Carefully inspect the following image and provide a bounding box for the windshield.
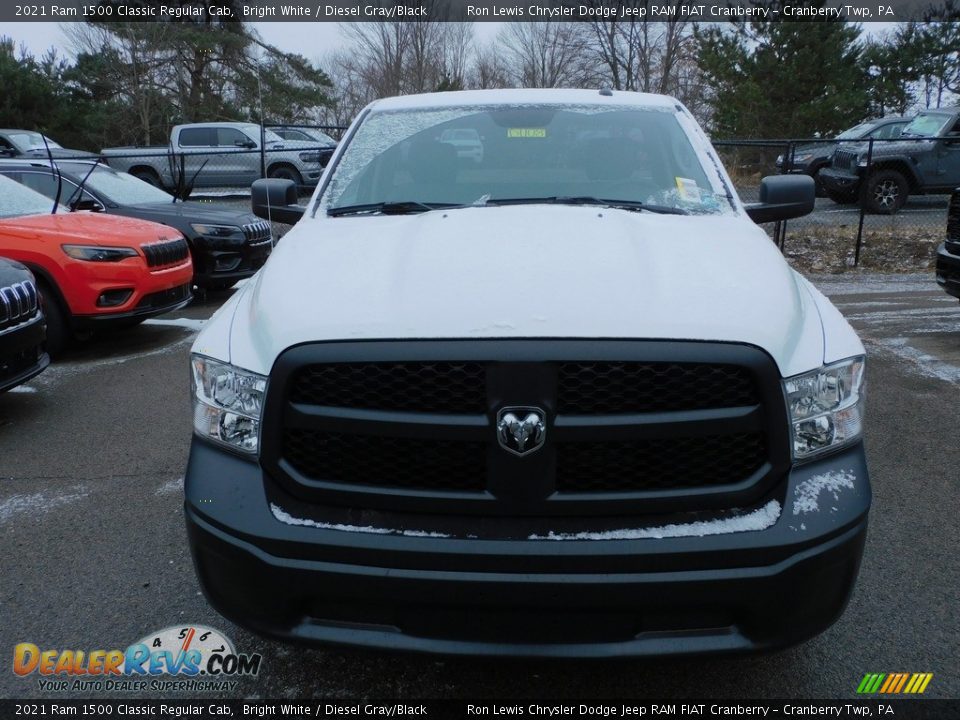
[902,113,952,137]
[72,165,174,204]
[243,125,284,144]
[321,104,733,216]
[0,174,60,218]
[8,132,63,151]
[837,122,874,140]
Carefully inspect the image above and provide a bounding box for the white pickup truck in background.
[101,122,333,191]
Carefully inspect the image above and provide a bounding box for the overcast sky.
[5,21,503,66]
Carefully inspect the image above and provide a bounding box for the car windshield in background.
[0,174,60,218]
[73,165,174,204]
[245,125,285,144]
[901,113,952,137]
[836,122,874,139]
[322,104,733,216]
[8,132,62,151]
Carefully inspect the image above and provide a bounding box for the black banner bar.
[1,699,958,719]
[0,0,946,23]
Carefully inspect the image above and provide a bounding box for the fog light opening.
[97,289,134,307]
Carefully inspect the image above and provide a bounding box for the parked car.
[775,116,910,196]
[440,127,484,163]
[0,160,273,291]
[269,126,338,146]
[820,107,960,213]
[0,175,194,355]
[100,123,329,190]
[0,129,98,161]
[0,257,48,392]
[185,89,870,658]
[935,187,960,301]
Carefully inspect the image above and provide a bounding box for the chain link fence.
[714,137,955,272]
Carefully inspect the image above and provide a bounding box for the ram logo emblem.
[496,407,546,456]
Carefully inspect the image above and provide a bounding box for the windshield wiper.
[327,200,463,217]
[484,196,689,215]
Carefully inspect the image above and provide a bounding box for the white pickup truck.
[101,122,332,190]
[185,89,870,658]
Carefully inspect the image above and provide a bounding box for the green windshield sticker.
[507,128,547,138]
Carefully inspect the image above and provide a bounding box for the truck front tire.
[268,165,304,187]
[862,169,908,214]
[131,167,163,188]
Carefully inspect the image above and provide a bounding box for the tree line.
[2,0,958,152]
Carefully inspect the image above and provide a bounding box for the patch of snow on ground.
[270,504,450,538]
[875,338,960,384]
[792,470,856,516]
[0,486,89,524]
[143,317,206,332]
[155,477,185,495]
[529,500,781,541]
[7,386,36,393]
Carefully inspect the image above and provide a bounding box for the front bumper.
[185,440,870,658]
[819,167,862,193]
[0,314,49,392]
[191,240,272,288]
[935,241,960,300]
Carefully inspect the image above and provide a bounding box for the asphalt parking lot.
[1,273,958,701]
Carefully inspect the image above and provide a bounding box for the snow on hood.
[222,204,826,377]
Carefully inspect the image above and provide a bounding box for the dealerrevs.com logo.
[13,625,262,692]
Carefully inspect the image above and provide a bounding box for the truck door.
[213,127,261,188]
[938,117,960,188]
[176,127,218,188]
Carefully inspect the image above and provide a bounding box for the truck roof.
[367,88,681,112]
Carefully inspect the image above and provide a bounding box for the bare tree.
[497,22,599,88]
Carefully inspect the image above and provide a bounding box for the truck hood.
[220,205,829,377]
[117,201,260,227]
[0,212,180,246]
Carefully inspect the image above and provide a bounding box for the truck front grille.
[833,149,858,172]
[263,341,790,516]
[284,430,487,492]
[291,362,487,413]
[243,221,272,246]
[0,281,40,332]
[555,433,766,492]
[142,238,190,268]
[948,190,959,241]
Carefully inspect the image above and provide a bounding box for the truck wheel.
[268,165,303,186]
[131,168,162,187]
[862,169,908,214]
[37,282,69,358]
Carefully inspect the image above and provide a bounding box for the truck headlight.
[190,223,245,240]
[191,355,266,455]
[299,151,323,163]
[783,356,865,460]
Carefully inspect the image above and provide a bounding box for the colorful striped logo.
[857,673,933,694]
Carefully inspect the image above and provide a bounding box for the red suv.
[0,175,194,354]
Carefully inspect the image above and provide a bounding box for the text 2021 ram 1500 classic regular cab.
[185,89,870,658]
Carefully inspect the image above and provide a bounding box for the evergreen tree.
[695,5,870,138]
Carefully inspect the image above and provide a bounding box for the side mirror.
[235,139,257,149]
[0,148,16,157]
[744,175,815,224]
[71,199,104,212]
[251,178,306,224]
